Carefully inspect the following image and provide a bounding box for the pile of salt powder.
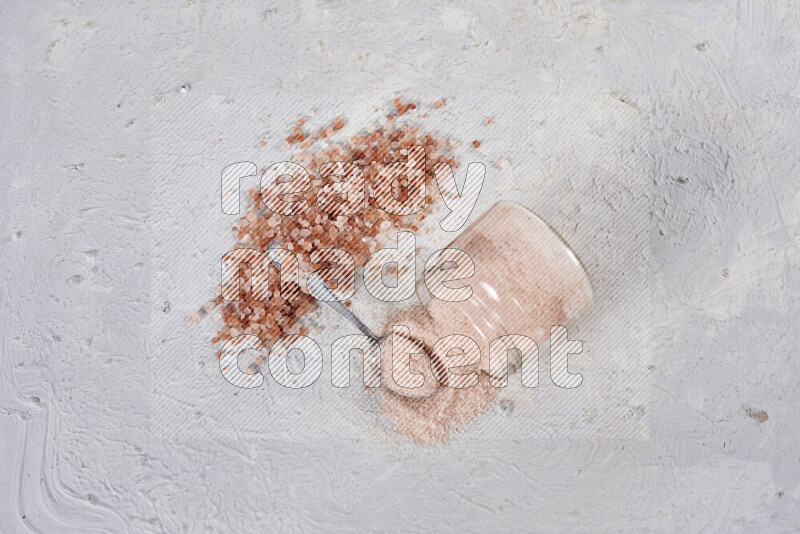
[375,306,499,446]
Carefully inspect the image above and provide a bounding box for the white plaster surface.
[1,0,800,532]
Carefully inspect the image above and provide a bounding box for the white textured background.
[2,1,799,532]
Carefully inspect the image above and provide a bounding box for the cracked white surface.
[1,1,799,532]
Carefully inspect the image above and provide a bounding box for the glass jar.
[414,201,593,378]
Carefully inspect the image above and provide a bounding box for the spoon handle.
[307,273,381,343]
[267,241,380,343]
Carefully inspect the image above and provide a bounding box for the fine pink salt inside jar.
[404,201,594,381]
